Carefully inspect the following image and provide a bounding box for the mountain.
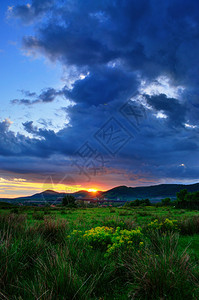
[2,183,199,204]
[73,190,102,198]
[102,183,199,200]
[2,189,102,204]
[10,190,63,201]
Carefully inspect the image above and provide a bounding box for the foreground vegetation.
[0,205,199,299]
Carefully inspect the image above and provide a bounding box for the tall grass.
[121,232,199,299]
[0,210,199,299]
[0,213,120,299]
[178,215,199,235]
[36,216,69,244]
[102,215,137,230]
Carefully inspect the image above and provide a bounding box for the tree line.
[62,189,199,209]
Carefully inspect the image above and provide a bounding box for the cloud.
[11,99,35,105]
[0,119,71,158]
[19,90,37,97]
[10,0,54,24]
[11,88,59,105]
[144,93,187,127]
[3,0,199,187]
[65,67,138,106]
[16,1,198,86]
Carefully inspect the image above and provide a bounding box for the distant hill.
[73,190,102,199]
[1,189,102,204]
[102,183,199,201]
[1,183,199,204]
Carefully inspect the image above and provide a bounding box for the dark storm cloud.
[0,119,41,157]
[13,0,199,104]
[4,0,199,184]
[65,67,138,106]
[0,119,75,159]
[20,0,199,86]
[22,0,149,68]
[144,93,187,127]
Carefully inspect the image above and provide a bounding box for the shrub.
[124,199,152,207]
[178,215,199,235]
[83,226,114,250]
[145,218,179,233]
[106,227,144,257]
[161,197,171,206]
[70,226,145,257]
[62,195,76,207]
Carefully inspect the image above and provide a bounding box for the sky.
[0,0,199,198]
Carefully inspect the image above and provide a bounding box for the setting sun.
[87,188,98,193]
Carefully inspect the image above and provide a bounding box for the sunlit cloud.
[154,111,168,119]
[179,163,186,168]
[140,76,185,99]
[184,123,197,129]
[0,177,82,198]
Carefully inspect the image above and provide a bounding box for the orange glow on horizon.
[87,188,98,193]
[0,177,105,198]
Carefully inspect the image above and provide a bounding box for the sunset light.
[0,177,82,198]
[0,1,198,297]
[87,188,98,193]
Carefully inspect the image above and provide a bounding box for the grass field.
[0,205,199,299]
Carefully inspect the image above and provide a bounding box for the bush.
[106,227,144,257]
[161,197,171,206]
[84,226,114,250]
[176,189,199,209]
[178,215,199,235]
[69,226,145,257]
[124,199,152,207]
[62,195,76,207]
[145,218,179,233]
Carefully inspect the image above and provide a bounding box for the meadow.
[0,205,199,299]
